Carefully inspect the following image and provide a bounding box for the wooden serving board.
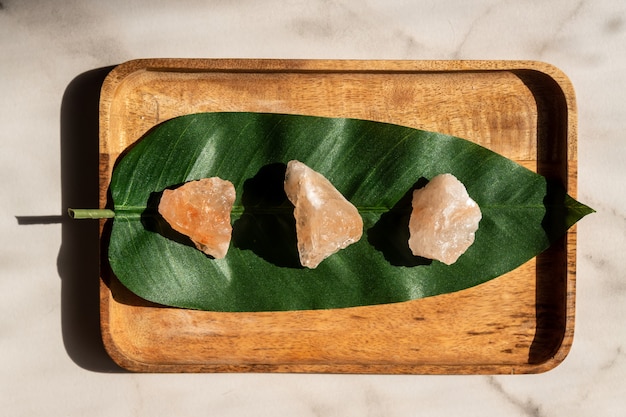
[99,59,577,374]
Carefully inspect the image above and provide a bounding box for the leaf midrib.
[111,203,554,219]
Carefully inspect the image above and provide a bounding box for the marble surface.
[1,0,624,415]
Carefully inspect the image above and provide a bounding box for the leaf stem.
[68,208,115,219]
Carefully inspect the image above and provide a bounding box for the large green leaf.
[107,112,592,312]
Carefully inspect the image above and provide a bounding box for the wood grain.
[98,59,577,374]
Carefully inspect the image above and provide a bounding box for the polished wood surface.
[99,59,577,374]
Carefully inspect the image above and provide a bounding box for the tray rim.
[98,58,578,374]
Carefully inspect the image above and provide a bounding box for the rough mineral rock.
[408,174,482,265]
[158,177,236,259]
[284,160,363,269]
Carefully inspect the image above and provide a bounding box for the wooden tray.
[99,59,577,374]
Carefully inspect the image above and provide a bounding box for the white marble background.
[1,0,624,415]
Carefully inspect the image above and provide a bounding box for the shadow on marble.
[57,65,125,373]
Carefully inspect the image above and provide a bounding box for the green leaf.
[107,112,593,312]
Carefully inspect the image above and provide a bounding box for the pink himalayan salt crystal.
[408,174,482,265]
[284,160,363,269]
[158,177,236,259]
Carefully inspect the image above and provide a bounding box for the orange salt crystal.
[408,174,482,265]
[158,178,236,259]
[284,160,363,269]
